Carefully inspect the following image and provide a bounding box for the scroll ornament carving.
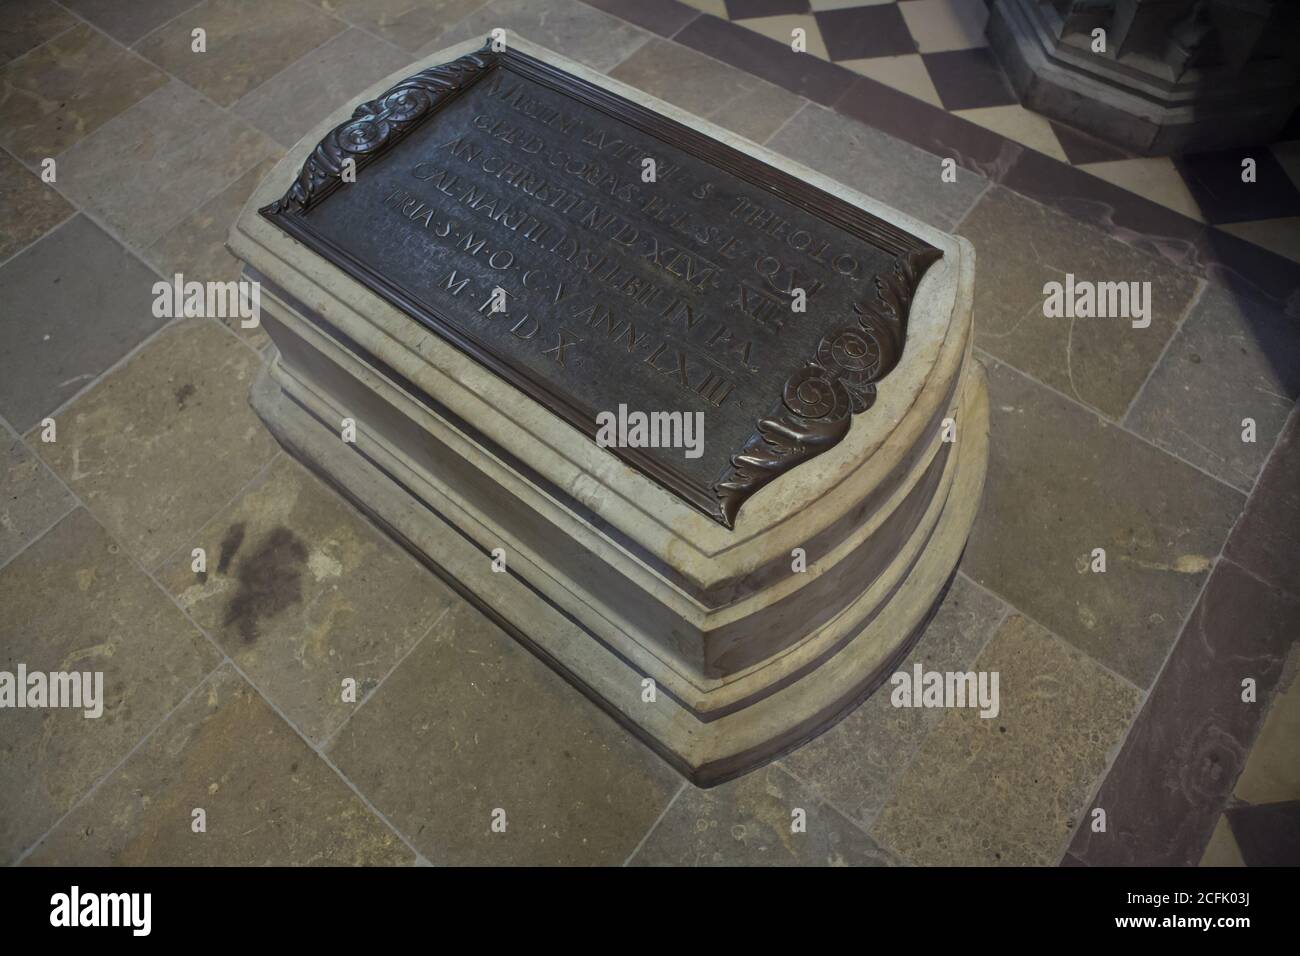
[713,246,943,527]
[264,48,498,215]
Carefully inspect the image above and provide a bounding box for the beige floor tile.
[25,664,412,865]
[135,0,344,106]
[1233,661,1300,805]
[631,765,897,866]
[609,36,805,143]
[232,28,412,149]
[965,358,1243,688]
[955,103,1068,162]
[157,455,458,744]
[1199,814,1245,866]
[839,53,943,107]
[1220,217,1300,265]
[898,0,988,53]
[958,186,1200,419]
[0,428,75,567]
[0,509,221,863]
[872,614,1142,865]
[1079,157,1205,222]
[309,0,488,53]
[0,23,167,162]
[56,80,279,248]
[0,149,72,261]
[0,0,76,66]
[33,320,279,570]
[327,600,681,865]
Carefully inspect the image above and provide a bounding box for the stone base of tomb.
[231,36,988,786]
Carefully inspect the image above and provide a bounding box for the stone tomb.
[229,37,987,786]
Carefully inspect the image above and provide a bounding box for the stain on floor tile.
[33,319,279,570]
[158,455,457,744]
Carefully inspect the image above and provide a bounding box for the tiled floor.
[677,0,1300,268]
[0,0,1296,866]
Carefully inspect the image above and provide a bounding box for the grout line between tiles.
[1049,403,1297,865]
[11,659,226,866]
[622,779,685,866]
[1119,276,1207,427]
[974,347,1250,500]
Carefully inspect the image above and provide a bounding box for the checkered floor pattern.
[682,0,1300,265]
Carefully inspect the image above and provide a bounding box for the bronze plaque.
[261,43,940,527]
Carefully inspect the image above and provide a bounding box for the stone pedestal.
[229,37,987,786]
[989,0,1300,155]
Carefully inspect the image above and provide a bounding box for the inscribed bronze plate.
[261,42,941,528]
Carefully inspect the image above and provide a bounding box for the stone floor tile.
[232,29,411,150]
[0,148,72,263]
[631,764,897,866]
[673,10,854,104]
[311,0,489,53]
[1067,560,1298,866]
[1125,285,1300,491]
[24,664,412,865]
[0,427,74,567]
[57,80,279,249]
[871,613,1141,866]
[0,0,76,66]
[0,509,221,864]
[326,600,680,865]
[582,0,700,37]
[0,23,167,163]
[1232,653,1300,805]
[157,455,458,744]
[143,155,280,350]
[958,186,1199,419]
[608,36,804,143]
[416,0,652,72]
[1224,407,1300,598]
[60,0,200,45]
[32,319,279,570]
[964,358,1243,688]
[768,102,985,229]
[0,216,167,432]
[1198,814,1244,866]
[779,573,1006,827]
[136,0,344,107]
[1224,801,1300,866]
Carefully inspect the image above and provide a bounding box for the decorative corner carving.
[261,46,498,216]
[713,246,943,528]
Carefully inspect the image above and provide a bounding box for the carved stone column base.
[989,0,1300,155]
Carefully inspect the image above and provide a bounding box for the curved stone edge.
[229,34,969,572]
[248,350,989,786]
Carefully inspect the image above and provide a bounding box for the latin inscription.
[290,59,899,508]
